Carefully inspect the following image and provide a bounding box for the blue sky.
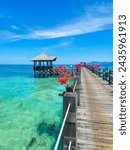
[0,0,113,64]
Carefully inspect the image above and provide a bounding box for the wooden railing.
[54,103,71,150]
[86,67,113,85]
[54,69,81,150]
[33,66,53,70]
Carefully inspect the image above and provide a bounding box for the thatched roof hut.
[31,53,57,78]
[31,53,57,61]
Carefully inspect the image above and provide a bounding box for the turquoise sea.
[0,65,65,150]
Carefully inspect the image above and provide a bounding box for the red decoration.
[53,70,58,75]
[75,64,82,69]
[57,66,71,85]
[58,74,70,85]
[86,64,92,67]
[94,64,101,69]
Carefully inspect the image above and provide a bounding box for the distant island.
[87,61,113,67]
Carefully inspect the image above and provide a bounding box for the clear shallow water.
[0,65,65,150]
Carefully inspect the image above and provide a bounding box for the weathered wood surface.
[77,67,113,150]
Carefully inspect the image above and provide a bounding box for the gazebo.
[31,53,57,78]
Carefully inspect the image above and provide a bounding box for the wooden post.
[75,86,80,106]
[79,68,81,83]
[103,69,105,80]
[76,68,81,83]
[74,76,80,85]
[109,71,113,85]
[47,61,48,68]
[98,68,101,77]
[50,61,52,67]
[34,61,36,67]
[39,61,42,69]
[74,77,80,106]
[33,61,36,78]
[63,92,77,150]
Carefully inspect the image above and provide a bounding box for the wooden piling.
[63,92,77,150]
[74,77,80,106]
[98,68,101,77]
[109,70,113,85]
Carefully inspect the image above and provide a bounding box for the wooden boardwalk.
[77,67,113,150]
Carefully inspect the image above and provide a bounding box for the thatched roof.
[31,53,57,61]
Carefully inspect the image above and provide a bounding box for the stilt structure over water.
[31,53,57,78]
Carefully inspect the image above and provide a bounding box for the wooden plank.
[77,67,113,150]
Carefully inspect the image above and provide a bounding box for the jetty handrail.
[73,80,77,92]
[54,103,71,150]
[86,66,113,85]
[68,141,72,150]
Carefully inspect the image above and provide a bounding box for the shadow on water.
[26,137,37,150]
[36,120,63,150]
[37,121,56,136]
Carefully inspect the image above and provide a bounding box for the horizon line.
[0,61,113,65]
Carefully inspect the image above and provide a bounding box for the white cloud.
[10,25,20,30]
[23,4,112,40]
[25,17,112,40]
[0,3,112,42]
[85,2,112,14]
[0,31,22,42]
[41,40,73,52]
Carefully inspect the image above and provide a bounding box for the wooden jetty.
[77,67,113,150]
[54,66,113,150]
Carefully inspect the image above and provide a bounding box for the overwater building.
[31,53,57,78]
